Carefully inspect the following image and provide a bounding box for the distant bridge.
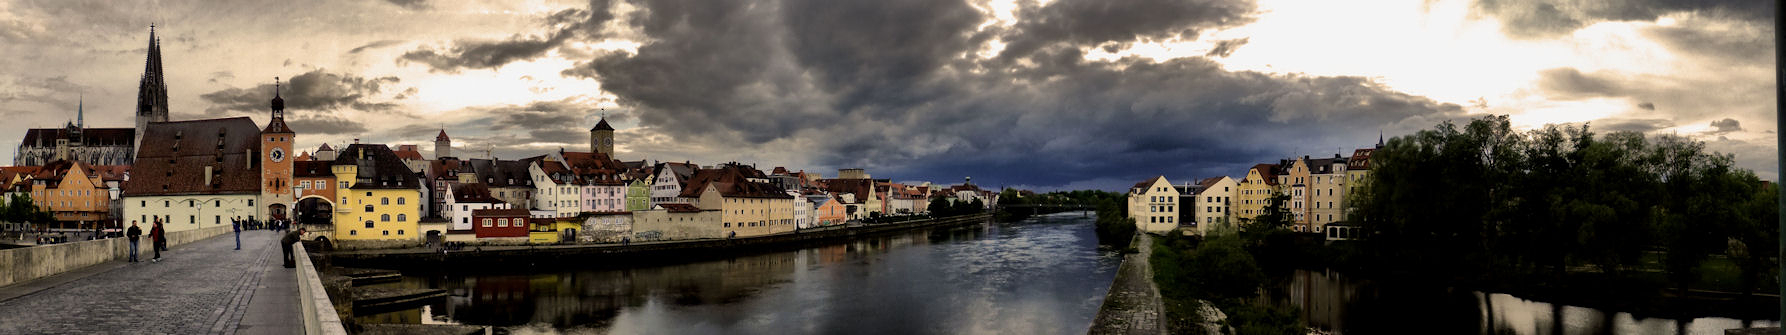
[995,203,1095,217]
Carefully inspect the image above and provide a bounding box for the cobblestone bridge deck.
[0,230,303,334]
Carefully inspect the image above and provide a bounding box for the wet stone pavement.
[0,230,302,334]
[1089,233,1165,335]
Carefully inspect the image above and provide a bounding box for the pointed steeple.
[136,25,169,122]
[1377,130,1384,148]
[76,95,83,128]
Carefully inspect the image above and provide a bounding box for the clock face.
[270,147,286,162]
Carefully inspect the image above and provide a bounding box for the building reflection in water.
[364,213,1119,335]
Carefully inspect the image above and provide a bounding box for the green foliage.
[1227,304,1304,335]
[1351,115,1774,296]
[3,194,47,225]
[1093,198,1137,249]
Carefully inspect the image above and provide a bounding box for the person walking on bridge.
[125,221,141,263]
[149,220,165,262]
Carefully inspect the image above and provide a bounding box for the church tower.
[133,25,170,157]
[261,78,296,221]
[434,129,452,159]
[590,116,614,156]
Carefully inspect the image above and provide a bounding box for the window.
[302,181,311,189]
[381,214,391,222]
[350,230,357,236]
[397,214,407,222]
[164,201,170,207]
[497,219,508,227]
[365,221,374,228]
[318,182,325,190]
[365,205,374,212]
[381,197,390,205]
[215,200,221,207]
[340,181,348,189]
[248,199,254,206]
[462,205,468,211]
[462,217,468,223]
[383,230,389,236]
[482,219,493,227]
[397,197,405,205]
[141,200,146,207]
[189,215,195,223]
[398,230,404,235]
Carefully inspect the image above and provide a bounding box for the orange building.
[26,160,126,228]
[814,194,847,226]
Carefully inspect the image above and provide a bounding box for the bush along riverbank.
[1150,193,1308,335]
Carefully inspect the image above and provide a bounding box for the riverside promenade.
[0,230,303,334]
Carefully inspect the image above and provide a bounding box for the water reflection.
[366,212,1120,334]
[1264,269,1780,335]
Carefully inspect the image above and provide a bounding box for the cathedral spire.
[77,95,83,128]
[136,24,169,122]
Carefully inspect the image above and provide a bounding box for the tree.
[1731,183,1780,297]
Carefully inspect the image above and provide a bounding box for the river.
[1264,268,1781,335]
[357,211,1122,334]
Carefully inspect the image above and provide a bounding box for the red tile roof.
[656,203,703,213]
[123,117,264,196]
[679,164,794,199]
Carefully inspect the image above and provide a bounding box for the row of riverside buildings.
[2,28,998,248]
[1126,139,1382,241]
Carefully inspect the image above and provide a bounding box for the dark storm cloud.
[1535,67,1625,99]
[1709,118,1742,134]
[997,0,1259,61]
[467,0,1462,188]
[384,0,428,10]
[1206,37,1248,57]
[1589,118,1674,133]
[1641,20,1773,66]
[199,69,406,115]
[349,40,406,54]
[399,1,614,72]
[1471,0,1774,38]
[286,113,370,135]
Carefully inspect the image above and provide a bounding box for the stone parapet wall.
[0,225,229,287]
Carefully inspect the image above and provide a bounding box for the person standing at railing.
[281,228,306,268]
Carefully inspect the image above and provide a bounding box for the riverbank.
[1088,233,1165,335]
[326,213,993,270]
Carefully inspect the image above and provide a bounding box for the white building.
[1126,176,1179,233]
[790,190,812,229]
[444,184,509,231]
[1188,176,1238,235]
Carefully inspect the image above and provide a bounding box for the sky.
[0,0,1775,191]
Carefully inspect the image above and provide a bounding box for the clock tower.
[261,78,296,221]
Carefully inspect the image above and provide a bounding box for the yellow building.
[1304,155,1349,232]
[681,164,796,238]
[1236,163,1283,223]
[1343,148,1377,219]
[330,144,424,245]
[1125,176,1179,233]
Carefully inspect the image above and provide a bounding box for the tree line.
[1350,115,1779,298]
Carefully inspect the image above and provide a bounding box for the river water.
[1265,269,1781,335]
[359,212,1122,334]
